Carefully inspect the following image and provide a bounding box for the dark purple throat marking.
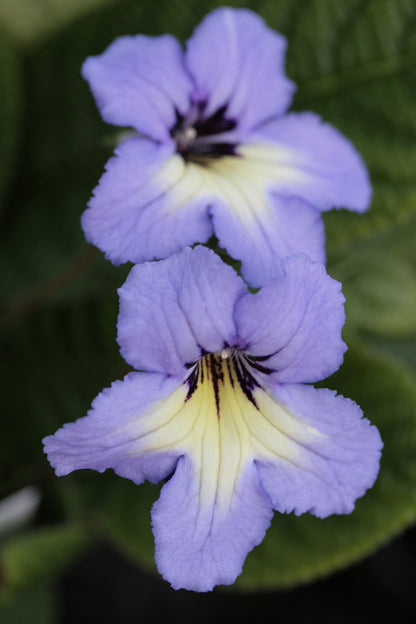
[184,348,274,418]
[172,103,238,163]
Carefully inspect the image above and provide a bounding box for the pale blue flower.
[43,246,382,591]
[81,7,371,286]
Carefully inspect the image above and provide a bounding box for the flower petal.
[82,34,193,142]
[153,455,272,592]
[210,190,325,288]
[235,254,346,383]
[117,246,246,376]
[43,372,184,484]
[185,7,295,131]
[160,143,326,288]
[151,352,276,591]
[81,138,213,266]
[253,384,382,518]
[254,112,372,212]
[45,351,277,592]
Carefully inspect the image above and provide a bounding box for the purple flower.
[81,7,371,287]
[43,246,382,592]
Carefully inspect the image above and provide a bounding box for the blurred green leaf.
[0,525,89,605]
[58,474,158,574]
[0,29,21,217]
[0,298,126,491]
[0,585,53,624]
[369,211,416,267]
[327,212,416,336]
[0,0,117,46]
[332,251,416,335]
[359,331,416,379]
[0,181,129,317]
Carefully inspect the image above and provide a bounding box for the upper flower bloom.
[81,7,371,287]
[43,246,382,592]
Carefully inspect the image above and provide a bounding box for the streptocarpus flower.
[43,246,382,592]
[81,7,371,287]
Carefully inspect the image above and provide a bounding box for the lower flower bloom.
[43,247,382,592]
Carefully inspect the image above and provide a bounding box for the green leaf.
[0,525,90,605]
[0,185,129,325]
[0,298,125,490]
[357,331,416,380]
[284,0,416,250]
[0,585,53,624]
[326,211,416,336]
[58,474,158,574]
[331,250,416,335]
[0,29,21,218]
[0,0,117,46]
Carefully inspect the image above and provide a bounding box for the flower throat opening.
[185,348,274,418]
[172,104,238,164]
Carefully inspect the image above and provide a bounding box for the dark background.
[58,526,416,624]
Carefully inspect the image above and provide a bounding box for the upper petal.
[82,34,193,142]
[235,254,346,384]
[254,112,372,213]
[185,7,295,131]
[254,384,382,518]
[117,246,247,376]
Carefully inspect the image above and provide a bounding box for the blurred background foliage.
[1,0,416,620]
